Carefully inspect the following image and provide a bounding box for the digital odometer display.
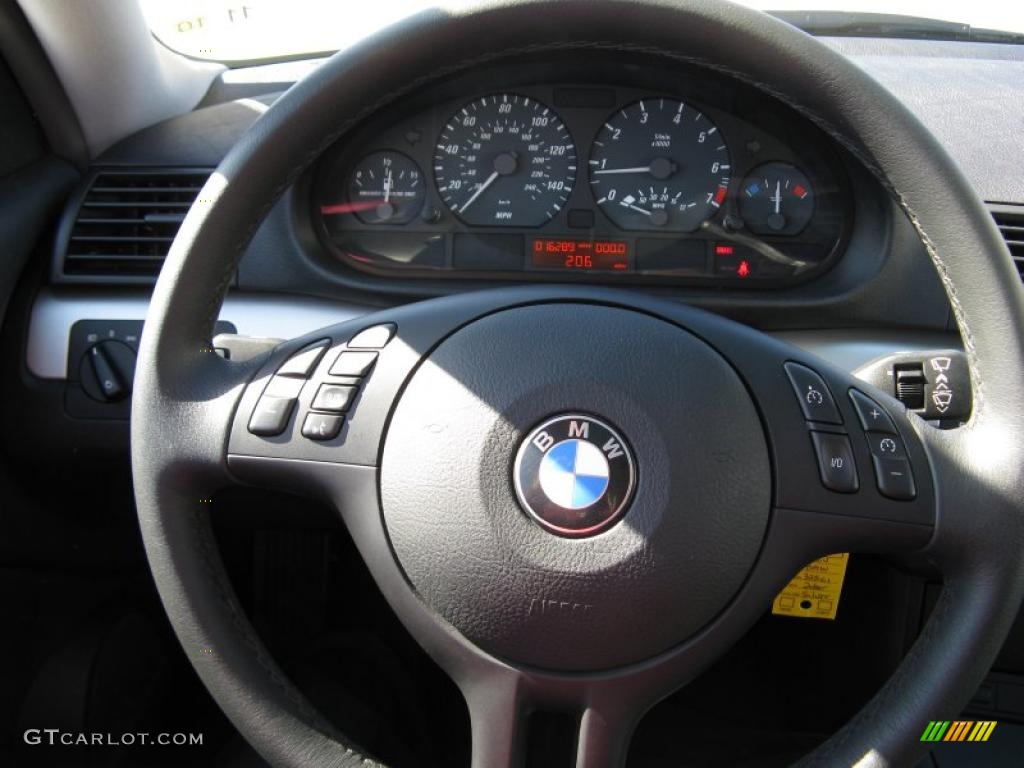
[531,239,629,271]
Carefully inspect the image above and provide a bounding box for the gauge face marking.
[335,150,425,224]
[589,98,730,232]
[738,162,815,235]
[433,93,577,226]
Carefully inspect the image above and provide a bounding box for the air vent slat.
[89,186,206,194]
[70,235,175,243]
[74,218,157,225]
[58,169,211,281]
[65,253,167,262]
[80,201,194,209]
[988,203,1024,282]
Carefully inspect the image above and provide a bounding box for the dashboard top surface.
[94,37,1024,207]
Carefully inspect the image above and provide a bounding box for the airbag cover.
[381,303,770,671]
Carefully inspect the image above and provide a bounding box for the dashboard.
[311,57,851,287]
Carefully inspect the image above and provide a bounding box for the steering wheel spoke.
[573,694,649,768]
[461,668,530,768]
[450,656,654,768]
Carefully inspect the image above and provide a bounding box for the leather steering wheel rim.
[132,1,1024,766]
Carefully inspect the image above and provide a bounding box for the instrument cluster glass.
[314,64,848,287]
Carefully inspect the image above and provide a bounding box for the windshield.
[140,0,1024,64]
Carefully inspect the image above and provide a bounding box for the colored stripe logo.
[921,721,997,742]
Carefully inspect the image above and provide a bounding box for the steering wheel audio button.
[301,412,344,441]
[330,351,378,377]
[276,339,330,378]
[312,384,356,412]
[263,375,305,399]
[248,396,297,436]
[873,456,916,501]
[810,431,859,493]
[785,362,842,424]
[849,389,897,433]
[866,432,906,459]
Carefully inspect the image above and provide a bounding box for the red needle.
[320,201,381,215]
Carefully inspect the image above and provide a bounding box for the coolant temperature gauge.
[738,162,814,235]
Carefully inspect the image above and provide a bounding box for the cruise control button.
[277,339,330,378]
[865,431,906,459]
[311,384,356,412]
[810,431,858,493]
[872,456,916,500]
[302,412,343,441]
[330,351,378,377]
[849,389,897,433]
[248,396,296,436]
[784,362,842,424]
[348,324,396,349]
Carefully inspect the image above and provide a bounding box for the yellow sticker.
[771,553,849,620]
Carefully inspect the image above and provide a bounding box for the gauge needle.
[383,169,392,203]
[320,201,380,215]
[459,171,499,214]
[619,200,653,216]
[773,180,781,215]
[594,166,654,175]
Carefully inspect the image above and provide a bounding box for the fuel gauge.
[738,162,814,236]
[321,150,425,225]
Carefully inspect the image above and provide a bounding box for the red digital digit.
[532,239,628,271]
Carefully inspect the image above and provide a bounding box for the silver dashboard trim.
[27,288,962,381]
[27,288,373,380]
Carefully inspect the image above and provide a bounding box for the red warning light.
[737,260,751,278]
[714,244,735,256]
[793,184,808,199]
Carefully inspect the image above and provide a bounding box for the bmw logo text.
[514,414,635,537]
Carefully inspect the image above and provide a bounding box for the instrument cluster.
[311,62,850,287]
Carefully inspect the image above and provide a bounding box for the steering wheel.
[131,1,1024,766]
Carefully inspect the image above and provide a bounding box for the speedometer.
[589,98,730,231]
[433,93,576,227]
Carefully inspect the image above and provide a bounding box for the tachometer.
[589,98,730,231]
[433,93,576,226]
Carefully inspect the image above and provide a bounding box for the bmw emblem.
[514,414,636,537]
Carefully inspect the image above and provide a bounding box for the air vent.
[56,169,212,283]
[989,203,1024,282]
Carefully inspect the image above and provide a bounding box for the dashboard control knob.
[79,340,136,402]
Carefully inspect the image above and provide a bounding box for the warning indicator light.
[737,260,751,278]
